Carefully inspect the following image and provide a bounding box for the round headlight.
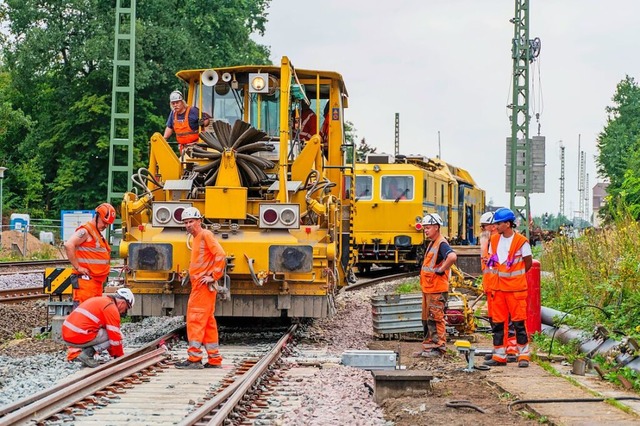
[156,206,171,224]
[251,76,266,91]
[262,208,278,225]
[280,208,297,226]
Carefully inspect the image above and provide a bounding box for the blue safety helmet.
[493,207,516,223]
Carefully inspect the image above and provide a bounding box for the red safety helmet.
[95,203,116,225]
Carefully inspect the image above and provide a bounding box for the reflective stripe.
[77,247,109,253]
[76,307,100,324]
[483,269,498,276]
[109,340,121,346]
[189,340,203,349]
[76,258,110,264]
[106,324,121,334]
[498,269,526,277]
[62,321,90,335]
[204,343,219,350]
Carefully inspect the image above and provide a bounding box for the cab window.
[381,176,414,201]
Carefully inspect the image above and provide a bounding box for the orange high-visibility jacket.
[189,230,226,283]
[489,232,529,292]
[76,221,111,280]
[420,235,450,294]
[61,296,124,357]
[481,233,498,292]
[174,106,199,145]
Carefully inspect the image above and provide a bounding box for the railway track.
[0,325,297,425]
[346,269,418,292]
[0,259,70,276]
[0,286,47,303]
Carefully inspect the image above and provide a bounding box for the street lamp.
[0,167,6,247]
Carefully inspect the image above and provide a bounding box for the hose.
[509,396,640,412]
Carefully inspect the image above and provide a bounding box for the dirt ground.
[0,229,66,258]
[369,338,541,425]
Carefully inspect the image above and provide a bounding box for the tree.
[596,75,640,219]
[0,0,271,216]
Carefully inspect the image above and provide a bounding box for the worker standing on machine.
[483,208,533,368]
[416,213,457,357]
[175,207,226,369]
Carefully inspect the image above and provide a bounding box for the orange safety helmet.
[95,203,116,225]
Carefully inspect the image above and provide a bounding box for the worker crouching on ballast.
[483,208,533,368]
[62,288,135,368]
[415,213,457,358]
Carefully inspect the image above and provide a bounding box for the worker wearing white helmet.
[416,212,457,358]
[163,90,211,153]
[175,207,227,369]
[61,288,134,368]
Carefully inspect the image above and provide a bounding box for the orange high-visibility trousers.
[421,292,447,352]
[186,285,221,365]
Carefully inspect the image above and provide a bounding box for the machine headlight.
[251,76,265,91]
[156,206,171,224]
[280,208,297,226]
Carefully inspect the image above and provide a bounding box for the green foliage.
[540,214,640,336]
[592,354,640,391]
[530,332,582,362]
[0,0,271,217]
[596,75,640,220]
[395,280,420,294]
[12,331,27,340]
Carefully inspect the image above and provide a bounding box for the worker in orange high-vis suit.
[483,208,533,368]
[175,207,227,369]
[63,203,115,361]
[416,213,457,358]
[64,203,115,306]
[62,288,134,368]
[163,90,210,153]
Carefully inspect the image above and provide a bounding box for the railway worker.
[483,208,533,368]
[296,101,317,142]
[64,203,115,309]
[417,213,457,357]
[163,90,210,153]
[63,203,116,362]
[480,211,497,360]
[175,207,226,369]
[62,288,135,368]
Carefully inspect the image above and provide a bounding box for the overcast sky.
[255,0,639,218]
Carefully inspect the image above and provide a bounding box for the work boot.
[483,358,507,367]
[204,362,222,369]
[506,354,518,363]
[76,348,98,368]
[484,353,493,361]
[422,349,444,358]
[175,359,204,369]
[518,360,529,368]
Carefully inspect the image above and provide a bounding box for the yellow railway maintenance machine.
[119,57,355,318]
[349,154,485,273]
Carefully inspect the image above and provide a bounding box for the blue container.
[9,213,30,231]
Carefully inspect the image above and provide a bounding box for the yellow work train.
[119,57,355,318]
[349,154,485,273]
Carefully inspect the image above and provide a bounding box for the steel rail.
[344,271,418,291]
[178,324,297,426]
[0,348,167,425]
[0,328,182,419]
[0,259,69,269]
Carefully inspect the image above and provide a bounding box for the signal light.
[262,208,278,225]
[415,223,423,231]
[174,207,185,222]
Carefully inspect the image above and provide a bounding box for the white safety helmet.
[115,288,135,309]
[182,207,203,221]
[169,90,184,102]
[422,213,444,226]
[480,211,494,225]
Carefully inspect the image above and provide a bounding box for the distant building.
[592,182,609,227]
